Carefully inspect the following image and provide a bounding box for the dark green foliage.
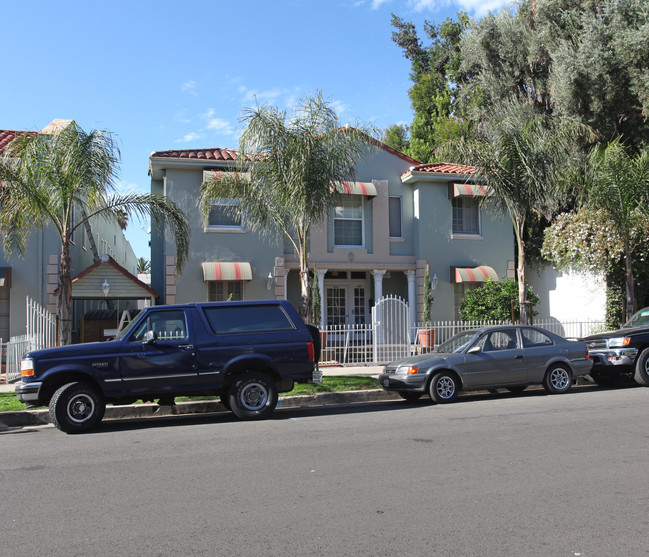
[422,266,434,323]
[382,124,409,154]
[311,274,321,326]
[391,12,470,162]
[605,280,625,329]
[459,279,539,322]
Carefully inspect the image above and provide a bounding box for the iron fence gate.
[372,295,411,363]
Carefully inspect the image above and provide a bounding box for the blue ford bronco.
[16,300,320,433]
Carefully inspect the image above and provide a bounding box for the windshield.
[114,314,141,340]
[622,307,649,328]
[436,330,479,353]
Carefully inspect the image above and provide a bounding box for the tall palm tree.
[441,101,588,324]
[0,122,190,345]
[199,91,376,320]
[587,138,649,321]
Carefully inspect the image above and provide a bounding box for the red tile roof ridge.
[409,161,478,174]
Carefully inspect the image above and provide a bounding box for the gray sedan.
[379,325,592,403]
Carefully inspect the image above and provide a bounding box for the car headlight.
[398,365,419,374]
[609,337,631,348]
[21,358,35,377]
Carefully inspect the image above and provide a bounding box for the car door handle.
[515,355,524,359]
[178,344,195,350]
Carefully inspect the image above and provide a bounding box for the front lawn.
[0,375,380,413]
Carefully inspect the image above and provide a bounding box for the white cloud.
[174,109,192,124]
[181,80,199,96]
[370,0,391,8]
[175,132,203,143]
[407,0,512,16]
[115,180,147,196]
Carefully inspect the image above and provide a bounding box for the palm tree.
[440,101,588,324]
[587,139,649,321]
[0,122,190,345]
[137,257,151,274]
[199,91,376,320]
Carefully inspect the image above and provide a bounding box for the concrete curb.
[0,389,401,428]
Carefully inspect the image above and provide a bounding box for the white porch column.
[317,268,327,329]
[371,269,387,302]
[404,270,416,329]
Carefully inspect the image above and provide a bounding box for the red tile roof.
[150,147,239,161]
[0,130,21,155]
[151,137,421,166]
[409,162,477,175]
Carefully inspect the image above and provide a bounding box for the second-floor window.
[452,196,480,235]
[389,196,402,238]
[334,196,364,247]
[207,199,242,230]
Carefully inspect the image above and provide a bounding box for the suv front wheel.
[227,372,278,420]
[50,381,106,433]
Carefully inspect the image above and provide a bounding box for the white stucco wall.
[528,265,606,322]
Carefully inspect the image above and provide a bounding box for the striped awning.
[452,183,489,197]
[453,265,499,283]
[202,262,252,281]
[333,181,377,197]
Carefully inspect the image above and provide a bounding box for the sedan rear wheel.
[428,372,458,404]
[543,364,572,394]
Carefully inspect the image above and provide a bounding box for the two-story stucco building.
[0,120,146,342]
[148,140,515,328]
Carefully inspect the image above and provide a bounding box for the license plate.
[383,378,390,388]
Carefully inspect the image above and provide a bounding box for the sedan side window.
[482,330,519,352]
[521,328,553,348]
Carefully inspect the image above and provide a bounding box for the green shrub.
[459,278,539,322]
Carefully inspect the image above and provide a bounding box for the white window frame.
[334,195,365,248]
[205,198,244,233]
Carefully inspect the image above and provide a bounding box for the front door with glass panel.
[325,274,369,327]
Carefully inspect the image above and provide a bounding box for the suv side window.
[130,310,188,341]
[203,304,295,334]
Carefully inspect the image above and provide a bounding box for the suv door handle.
[179,344,195,350]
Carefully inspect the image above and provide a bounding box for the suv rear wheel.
[634,348,649,386]
[228,372,278,420]
[50,381,106,433]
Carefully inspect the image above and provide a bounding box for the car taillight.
[307,341,314,363]
[585,347,590,360]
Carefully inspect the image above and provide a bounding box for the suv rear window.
[203,304,296,334]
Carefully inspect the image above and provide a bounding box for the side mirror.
[467,345,482,355]
[143,330,158,345]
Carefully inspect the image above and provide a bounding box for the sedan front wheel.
[428,372,459,404]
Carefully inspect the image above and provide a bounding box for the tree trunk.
[624,237,634,322]
[58,239,73,345]
[515,221,529,325]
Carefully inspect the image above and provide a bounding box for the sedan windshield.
[436,331,479,353]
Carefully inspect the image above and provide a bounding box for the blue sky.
[2,0,510,259]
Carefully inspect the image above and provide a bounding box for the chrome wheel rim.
[436,376,456,399]
[67,394,95,423]
[240,382,268,411]
[550,368,570,390]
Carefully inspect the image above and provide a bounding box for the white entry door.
[325,282,369,327]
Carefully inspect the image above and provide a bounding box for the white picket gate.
[372,295,411,363]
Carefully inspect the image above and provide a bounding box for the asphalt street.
[1,384,648,556]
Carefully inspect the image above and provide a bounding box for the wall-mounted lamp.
[431,273,438,290]
[266,272,273,291]
[102,279,110,297]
